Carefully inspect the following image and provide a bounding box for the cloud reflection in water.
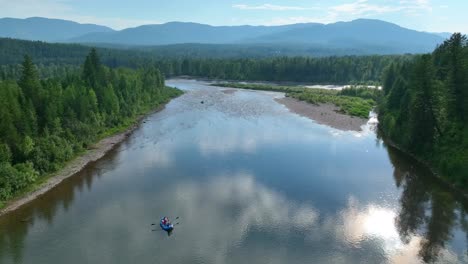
[155,174,460,263]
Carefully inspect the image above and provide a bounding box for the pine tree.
[82,48,104,89]
[445,33,467,121]
[409,55,439,151]
[18,55,41,107]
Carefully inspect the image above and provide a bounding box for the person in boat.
[160,216,174,236]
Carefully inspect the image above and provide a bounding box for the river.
[0,79,466,264]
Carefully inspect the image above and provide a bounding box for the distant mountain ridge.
[431,32,453,39]
[0,17,114,42]
[70,22,313,45]
[0,17,448,55]
[70,19,445,54]
[242,19,444,54]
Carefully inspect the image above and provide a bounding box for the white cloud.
[331,0,403,16]
[261,0,432,25]
[262,13,338,26]
[233,0,432,18]
[233,3,320,11]
[399,0,432,12]
[249,0,435,27]
[324,0,433,18]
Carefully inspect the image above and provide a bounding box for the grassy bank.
[215,83,380,118]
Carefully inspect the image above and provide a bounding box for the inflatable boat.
[160,217,174,231]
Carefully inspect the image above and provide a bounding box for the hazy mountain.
[0,17,114,42]
[70,19,444,54]
[70,22,312,45]
[431,32,452,39]
[1,17,447,55]
[245,19,444,54]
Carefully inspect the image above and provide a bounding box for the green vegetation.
[0,49,182,204]
[215,83,380,118]
[0,38,412,84]
[160,56,409,84]
[379,33,468,190]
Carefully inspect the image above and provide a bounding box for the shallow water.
[0,79,466,264]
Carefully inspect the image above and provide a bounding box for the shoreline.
[0,104,168,217]
[172,75,377,88]
[380,129,468,200]
[275,97,367,131]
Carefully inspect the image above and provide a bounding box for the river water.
[0,79,466,264]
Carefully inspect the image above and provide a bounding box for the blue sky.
[0,0,466,33]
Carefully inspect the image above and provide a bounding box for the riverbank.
[0,100,176,217]
[213,82,377,119]
[214,82,374,131]
[276,97,367,131]
[380,130,468,200]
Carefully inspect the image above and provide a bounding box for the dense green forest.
[0,38,152,67]
[0,38,412,84]
[156,56,405,84]
[0,49,182,205]
[215,83,380,118]
[379,33,468,190]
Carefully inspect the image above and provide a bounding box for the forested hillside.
[0,49,182,204]
[0,38,152,67]
[0,38,412,84]
[379,33,468,190]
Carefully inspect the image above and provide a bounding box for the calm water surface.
[0,79,467,264]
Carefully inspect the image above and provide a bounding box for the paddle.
[151,222,180,231]
[151,216,179,226]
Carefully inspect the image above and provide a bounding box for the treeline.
[154,56,410,84]
[0,38,152,68]
[0,49,182,203]
[138,43,390,58]
[1,64,80,80]
[379,33,468,189]
[0,38,412,84]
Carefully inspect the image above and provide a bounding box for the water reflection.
[162,174,319,264]
[0,80,467,264]
[3,164,464,263]
[386,145,468,263]
[0,147,122,264]
[168,171,463,264]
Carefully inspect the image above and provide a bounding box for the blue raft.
[160,217,174,231]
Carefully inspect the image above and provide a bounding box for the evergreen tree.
[0,49,182,202]
[379,33,468,189]
[18,55,41,108]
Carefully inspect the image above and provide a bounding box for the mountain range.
[0,17,451,55]
[0,17,113,42]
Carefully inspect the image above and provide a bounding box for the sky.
[0,0,466,33]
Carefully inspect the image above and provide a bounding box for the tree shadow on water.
[0,147,122,263]
[385,144,468,263]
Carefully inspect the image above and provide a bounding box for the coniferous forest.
[0,33,467,205]
[0,49,182,203]
[0,38,409,84]
[379,33,468,190]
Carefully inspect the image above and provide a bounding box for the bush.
[0,161,38,200]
